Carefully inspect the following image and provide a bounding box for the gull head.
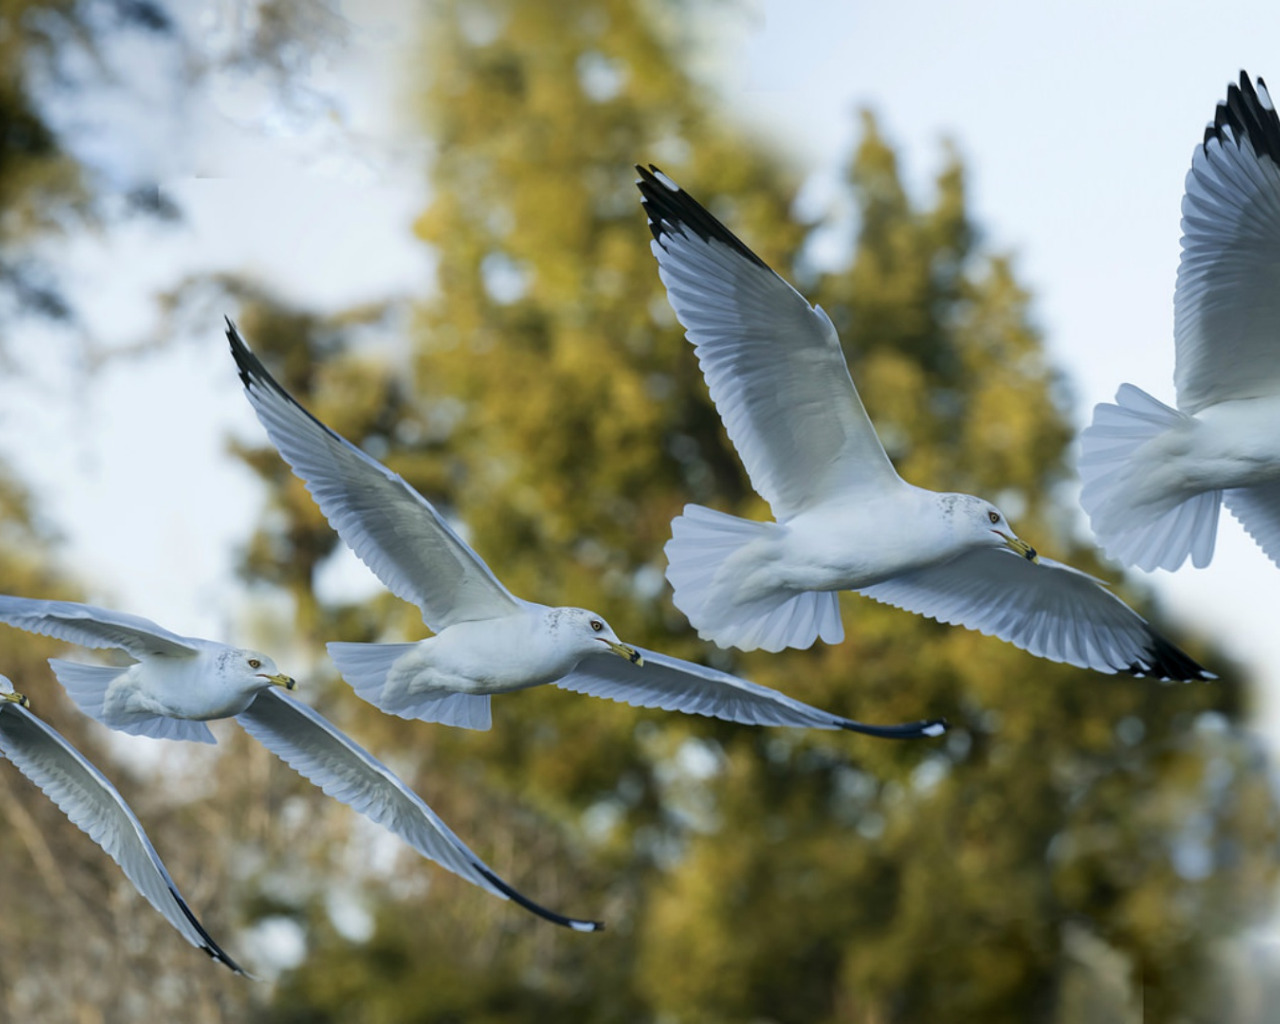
[553,608,644,666]
[0,676,29,708]
[217,648,297,693]
[955,495,1039,563]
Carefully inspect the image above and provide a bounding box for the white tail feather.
[326,641,492,730]
[48,658,216,744]
[664,504,843,653]
[399,691,492,730]
[1079,384,1221,571]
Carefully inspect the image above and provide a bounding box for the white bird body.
[638,164,1211,679]
[1080,73,1280,571]
[1131,396,1280,496]
[375,605,624,698]
[1191,396,1280,485]
[0,594,605,931]
[229,322,948,740]
[695,490,986,606]
[100,647,266,724]
[782,490,1013,591]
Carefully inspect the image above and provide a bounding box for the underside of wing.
[555,648,946,739]
[1224,481,1280,567]
[236,690,601,930]
[0,703,242,971]
[857,549,1212,681]
[637,166,900,519]
[0,596,196,658]
[1175,73,1280,413]
[227,322,520,632]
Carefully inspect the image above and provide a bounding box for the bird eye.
[248,658,262,669]
[988,511,1000,524]
[589,619,604,633]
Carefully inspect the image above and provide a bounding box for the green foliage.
[216,2,1280,1022]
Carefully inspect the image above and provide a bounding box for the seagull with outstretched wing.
[0,595,603,931]
[637,164,1211,681]
[228,321,946,740]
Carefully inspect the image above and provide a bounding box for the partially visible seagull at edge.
[0,596,603,932]
[1080,72,1280,572]
[0,675,243,972]
[636,163,1211,682]
[227,321,945,740]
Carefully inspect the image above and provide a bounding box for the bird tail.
[1078,384,1221,571]
[326,641,492,731]
[664,504,843,653]
[48,659,216,743]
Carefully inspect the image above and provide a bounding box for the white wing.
[1224,482,1280,567]
[235,690,601,932]
[0,700,242,972]
[0,595,196,659]
[1174,73,1280,413]
[556,647,946,739]
[228,322,521,632]
[857,549,1212,681]
[637,165,901,520]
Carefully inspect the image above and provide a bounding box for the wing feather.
[555,648,945,739]
[637,166,901,519]
[227,322,520,632]
[1175,73,1280,412]
[0,596,195,658]
[857,549,1212,681]
[236,690,601,931]
[0,701,241,971]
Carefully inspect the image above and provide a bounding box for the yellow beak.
[1,690,29,709]
[602,639,644,667]
[998,532,1040,563]
[261,673,297,690]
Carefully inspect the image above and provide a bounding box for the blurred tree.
[213,3,1280,1024]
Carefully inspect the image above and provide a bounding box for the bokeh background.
[0,1,1279,1021]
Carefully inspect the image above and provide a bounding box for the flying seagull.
[1079,72,1280,571]
[0,596,602,931]
[227,321,945,740]
[0,675,243,972]
[636,163,1211,681]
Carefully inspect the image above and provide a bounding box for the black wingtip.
[225,317,258,392]
[224,317,330,429]
[225,317,283,404]
[634,163,773,272]
[169,884,248,975]
[474,865,604,932]
[1203,72,1280,167]
[1126,631,1215,683]
[838,715,949,740]
[225,317,284,401]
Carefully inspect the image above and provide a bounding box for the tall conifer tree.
[235,3,1279,1021]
